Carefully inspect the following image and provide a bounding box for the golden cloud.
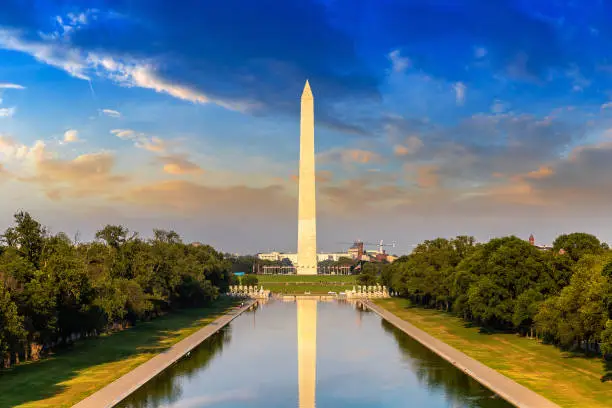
[481,181,546,206]
[63,129,79,143]
[393,136,423,156]
[522,166,554,180]
[346,149,381,163]
[120,180,295,218]
[157,154,203,175]
[393,145,410,156]
[0,135,46,161]
[19,150,128,200]
[137,136,167,153]
[111,129,168,153]
[318,148,382,165]
[416,165,440,189]
[319,178,407,216]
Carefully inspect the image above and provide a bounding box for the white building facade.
[257,252,351,265]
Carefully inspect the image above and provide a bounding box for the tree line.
[0,211,233,368]
[381,233,612,356]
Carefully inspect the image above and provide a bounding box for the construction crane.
[338,240,397,254]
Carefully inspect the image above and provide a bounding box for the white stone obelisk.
[297,298,317,408]
[297,80,317,275]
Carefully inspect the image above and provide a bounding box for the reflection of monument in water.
[297,298,317,408]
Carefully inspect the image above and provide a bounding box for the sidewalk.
[72,300,256,408]
[364,300,560,408]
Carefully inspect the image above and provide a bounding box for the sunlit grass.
[256,274,356,283]
[0,298,238,408]
[255,275,357,294]
[375,298,612,408]
[265,284,352,294]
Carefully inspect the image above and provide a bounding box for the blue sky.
[2,0,612,254]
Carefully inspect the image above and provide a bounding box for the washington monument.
[297,80,317,275]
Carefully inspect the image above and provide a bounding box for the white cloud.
[474,47,487,58]
[92,57,213,104]
[453,82,466,105]
[110,129,136,139]
[111,129,167,153]
[63,129,79,143]
[0,107,16,117]
[0,30,258,112]
[101,108,121,118]
[601,102,612,110]
[0,83,25,90]
[388,49,411,73]
[0,28,90,80]
[42,10,97,42]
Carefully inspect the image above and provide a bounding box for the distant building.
[257,241,398,265]
[527,234,560,253]
[347,241,364,260]
[191,242,203,247]
[257,251,351,265]
[370,250,398,263]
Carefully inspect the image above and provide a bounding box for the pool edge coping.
[71,300,257,408]
[363,300,561,408]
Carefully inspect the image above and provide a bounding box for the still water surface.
[119,299,512,408]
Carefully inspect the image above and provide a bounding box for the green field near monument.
[0,298,238,408]
[255,274,357,294]
[264,284,351,294]
[256,274,356,283]
[375,298,612,408]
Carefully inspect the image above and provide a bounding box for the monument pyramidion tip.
[302,79,313,99]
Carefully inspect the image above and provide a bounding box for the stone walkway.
[364,300,560,408]
[72,300,256,408]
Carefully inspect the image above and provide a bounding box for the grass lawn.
[0,298,239,408]
[256,275,357,294]
[266,284,351,294]
[375,298,612,408]
[256,274,356,284]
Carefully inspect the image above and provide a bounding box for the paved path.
[363,300,560,408]
[72,300,257,408]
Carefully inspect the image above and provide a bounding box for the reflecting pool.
[118,299,512,408]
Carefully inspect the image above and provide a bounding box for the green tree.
[512,288,544,336]
[337,256,355,266]
[357,262,379,286]
[153,229,182,245]
[0,280,26,364]
[385,236,476,311]
[553,233,603,262]
[0,211,233,369]
[95,225,134,250]
[241,274,259,287]
[535,254,610,350]
[601,321,612,355]
[456,236,553,328]
[2,211,47,268]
